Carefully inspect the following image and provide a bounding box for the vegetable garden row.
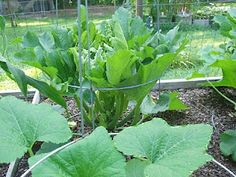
[0,4,235,177]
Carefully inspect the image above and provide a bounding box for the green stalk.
[2,34,7,56]
[1,32,7,57]
[132,100,142,125]
[117,109,135,127]
[28,145,34,157]
[74,95,92,125]
[108,93,125,129]
[208,81,236,108]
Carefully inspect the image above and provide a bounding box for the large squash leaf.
[126,159,150,177]
[0,96,72,163]
[211,59,236,88]
[114,119,213,177]
[29,127,126,177]
[220,130,236,161]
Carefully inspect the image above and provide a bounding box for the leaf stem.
[208,81,236,108]
[28,148,34,157]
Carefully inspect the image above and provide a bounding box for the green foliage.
[220,130,236,161]
[29,127,126,177]
[0,60,67,107]
[0,7,187,130]
[0,96,72,163]
[114,118,213,177]
[26,118,212,177]
[191,8,236,89]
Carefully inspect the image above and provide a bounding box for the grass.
[0,13,227,91]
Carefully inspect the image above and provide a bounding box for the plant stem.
[117,109,135,127]
[108,93,125,129]
[132,100,142,125]
[28,148,34,157]
[74,95,92,125]
[208,81,236,108]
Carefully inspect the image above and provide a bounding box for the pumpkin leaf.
[29,127,126,177]
[114,118,213,177]
[0,96,72,163]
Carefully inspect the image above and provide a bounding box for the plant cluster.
[0,7,188,130]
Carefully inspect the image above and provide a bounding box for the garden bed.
[0,87,235,177]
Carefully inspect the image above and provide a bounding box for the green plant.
[0,96,72,163]
[26,119,212,177]
[0,7,188,130]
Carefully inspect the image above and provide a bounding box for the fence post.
[136,0,143,18]
[156,0,160,31]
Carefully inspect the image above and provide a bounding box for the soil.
[1,88,236,177]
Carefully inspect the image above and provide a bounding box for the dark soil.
[1,88,236,177]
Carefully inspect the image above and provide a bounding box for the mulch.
[0,87,235,177]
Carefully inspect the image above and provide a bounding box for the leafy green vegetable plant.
[0,7,187,130]
[0,96,72,163]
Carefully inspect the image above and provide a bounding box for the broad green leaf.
[0,15,6,32]
[106,50,133,85]
[111,22,128,50]
[0,60,66,107]
[114,118,213,177]
[0,60,28,96]
[26,77,67,108]
[112,7,131,40]
[29,127,126,177]
[126,159,150,177]
[38,32,55,51]
[22,31,40,48]
[0,96,72,163]
[211,59,236,88]
[130,17,150,38]
[14,48,58,79]
[52,27,73,50]
[214,15,232,38]
[141,92,188,114]
[119,53,175,101]
[165,25,179,43]
[220,130,236,161]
